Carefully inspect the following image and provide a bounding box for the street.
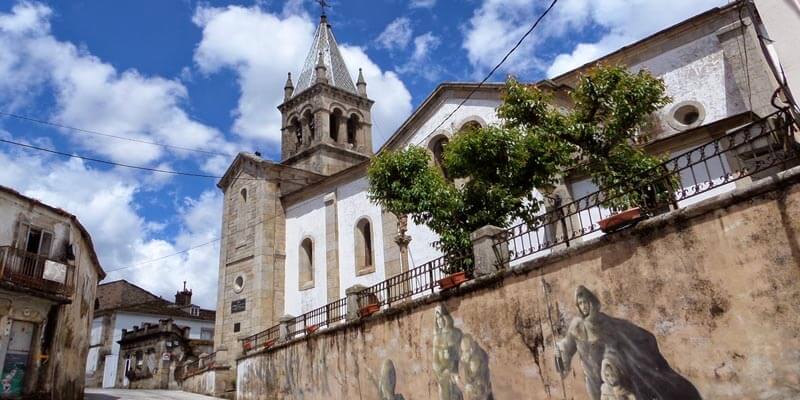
[85,389,224,400]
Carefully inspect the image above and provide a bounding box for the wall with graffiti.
[236,176,800,399]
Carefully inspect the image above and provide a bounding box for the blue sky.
[0,0,724,308]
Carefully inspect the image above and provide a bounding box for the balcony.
[0,246,74,297]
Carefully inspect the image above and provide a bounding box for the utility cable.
[0,110,234,158]
[423,0,560,137]
[0,137,314,184]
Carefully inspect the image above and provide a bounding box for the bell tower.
[278,14,374,176]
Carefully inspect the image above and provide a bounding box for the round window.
[234,276,244,293]
[668,101,705,130]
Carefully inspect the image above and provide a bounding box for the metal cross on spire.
[316,0,330,17]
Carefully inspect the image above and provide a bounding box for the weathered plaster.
[236,167,800,400]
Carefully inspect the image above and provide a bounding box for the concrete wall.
[236,167,800,400]
[181,367,231,399]
[755,0,800,104]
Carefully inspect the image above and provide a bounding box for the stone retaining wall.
[237,167,800,400]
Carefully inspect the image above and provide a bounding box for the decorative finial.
[316,51,328,84]
[183,281,187,291]
[356,68,367,96]
[284,72,294,100]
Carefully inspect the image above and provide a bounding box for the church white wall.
[336,177,387,297]
[402,96,504,267]
[634,32,744,137]
[405,97,502,150]
[284,195,328,316]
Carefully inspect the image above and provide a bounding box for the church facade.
[212,2,793,372]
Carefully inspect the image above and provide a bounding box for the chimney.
[175,281,192,306]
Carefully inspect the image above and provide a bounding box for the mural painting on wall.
[556,285,701,400]
[379,359,405,400]
[432,305,493,400]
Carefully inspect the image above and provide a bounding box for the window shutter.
[15,222,30,250]
[39,232,53,258]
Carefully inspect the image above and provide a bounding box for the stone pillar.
[315,109,330,145]
[214,346,229,367]
[278,314,295,342]
[345,285,367,322]
[324,192,340,303]
[338,118,348,145]
[393,215,412,298]
[470,225,508,276]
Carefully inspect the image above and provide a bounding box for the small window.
[234,275,245,293]
[330,109,342,142]
[458,120,482,134]
[233,323,240,333]
[429,136,450,178]
[355,218,374,274]
[240,188,247,202]
[200,328,214,340]
[668,101,705,131]
[299,238,314,289]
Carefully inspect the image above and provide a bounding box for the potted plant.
[242,341,253,352]
[437,256,471,290]
[305,324,319,334]
[264,338,276,349]
[598,207,643,233]
[359,293,380,317]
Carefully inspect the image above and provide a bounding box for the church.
[211,1,794,375]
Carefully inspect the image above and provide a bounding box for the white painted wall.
[755,0,800,103]
[403,96,503,267]
[100,312,214,388]
[284,195,327,316]
[336,177,386,298]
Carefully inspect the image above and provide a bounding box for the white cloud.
[193,5,413,149]
[462,0,726,78]
[339,46,413,146]
[397,32,443,81]
[0,2,232,169]
[376,17,413,51]
[410,0,437,8]
[0,137,222,308]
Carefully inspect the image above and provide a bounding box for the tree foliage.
[368,65,672,257]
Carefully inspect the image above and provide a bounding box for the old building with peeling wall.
[0,185,105,399]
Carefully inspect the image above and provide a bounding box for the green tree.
[367,65,672,260]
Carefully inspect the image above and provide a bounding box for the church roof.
[294,16,357,96]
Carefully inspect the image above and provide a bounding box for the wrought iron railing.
[241,253,473,354]
[356,252,471,310]
[0,246,74,296]
[494,109,798,263]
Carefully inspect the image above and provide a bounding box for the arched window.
[458,120,482,134]
[240,188,247,203]
[291,117,302,145]
[330,109,342,142]
[299,238,314,288]
[303,110,315,142]
[347,114,359,145]
[355,218,374,273]
[429,135,450,178]
[94,298,100,311]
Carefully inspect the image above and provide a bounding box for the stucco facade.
[235,163,800,400]
[0,185,104,399]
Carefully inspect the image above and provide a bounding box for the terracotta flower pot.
[359,303,380,318]
[264,338,276,349]
[438,271,468,290]
[598,207,642,233]
[306,324,319,334]
[243,342,253,352]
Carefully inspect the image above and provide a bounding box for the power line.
[0,111,234,158]
[105,217,271,274]
[425,0,559,136]
[0,137,313,184]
